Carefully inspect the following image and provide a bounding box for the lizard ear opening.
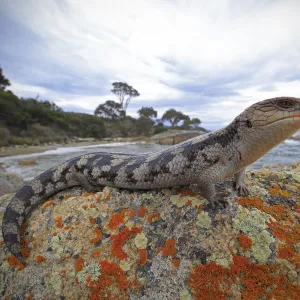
[246,120,252,128]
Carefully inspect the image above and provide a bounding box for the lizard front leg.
[233,168,249,196]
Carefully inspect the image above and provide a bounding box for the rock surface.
[1,163,300,299]
[18,159,38,166]
[0,166,24,197]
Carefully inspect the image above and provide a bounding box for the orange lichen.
[137,206,147,217]
[60,268,66,276]
[65,194,71,198]
[82,204,88,209]
[111,226,142,260]
[235,197,264,209]
[198,205,204,213]
[83,192,94,197]
[148,213,161,223]
[130,279,142,292]
[43,199,55,209]
[108,213,125,230]
[59,256,68,263]
[172,259,180,268]
[185,199,193,206]
[278,245,296,259]
[54,216,63,228]
[179,188,199,197]
[25,294,33,300]
[238,234,252,251]
[188,255,300,300]
[86,260,131,299]
[7,255,24,270]
[95,194,102,202]
[269,184,290,197]
[63,226,72,230]
[20,222,27,235]
[235,197,289,221]
[36,255,46,264]
[21,239,30,257]
[122,208,134,218]
[138,249,147,266]
[90,203,95,208]
[156,239,177,257]
[0,240,4,246]
[264,205,287,221]
[75,257,84,272]
[268,220,300,245]
[89,216,96,224]
[93,250,101,257]
[189,261,231,300]
[90,228,103,244]
[277,245,300,266]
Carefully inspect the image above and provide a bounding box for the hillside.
[0,90,207,148]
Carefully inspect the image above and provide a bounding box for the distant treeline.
[0,67,206,146]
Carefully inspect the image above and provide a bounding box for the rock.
[0,167,24,197]
[0,163,300,299]
[18,159,38,166]
[151,130,207,145]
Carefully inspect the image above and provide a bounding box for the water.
[0,140,299,182]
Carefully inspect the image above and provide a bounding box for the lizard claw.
[233,182,249,196]
[210,197,228,209]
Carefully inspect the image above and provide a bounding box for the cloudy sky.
[1,0,300,130]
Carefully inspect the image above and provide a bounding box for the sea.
[0,140,299,182]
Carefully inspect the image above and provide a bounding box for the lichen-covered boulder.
[1,163,300,299]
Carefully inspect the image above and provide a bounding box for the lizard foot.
[209,197,228,209]
[233,182,249,196]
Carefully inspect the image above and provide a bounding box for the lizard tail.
[2,163,74,265]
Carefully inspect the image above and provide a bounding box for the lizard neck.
[234,119,299,171]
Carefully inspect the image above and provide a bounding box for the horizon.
[1,0,300,130]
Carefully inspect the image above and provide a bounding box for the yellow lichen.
[134,232,148,249]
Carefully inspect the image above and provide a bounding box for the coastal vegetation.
[0,67,205,147]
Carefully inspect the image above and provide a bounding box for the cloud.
[1,0,300,130]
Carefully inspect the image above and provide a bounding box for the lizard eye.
[276,99,294,109]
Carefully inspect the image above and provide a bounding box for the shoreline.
[0,137,147,158]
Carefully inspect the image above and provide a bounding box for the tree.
[111,82,140,112]
[182,117,201,130]
[189,117,201,129]
[136,116,154,136]
[137,107,157,119]
[181,116,191,130]
[0,67,11,91]
[94,100,125,120]
[162,109,189,128]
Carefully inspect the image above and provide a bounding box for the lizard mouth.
[262,113,300,127]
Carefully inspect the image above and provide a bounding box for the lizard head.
[238,97,300,138]
[229,97,300,168]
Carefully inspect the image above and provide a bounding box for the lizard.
[2,97,300,265]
